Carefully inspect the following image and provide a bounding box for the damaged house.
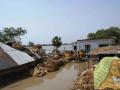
[0,42,37,76]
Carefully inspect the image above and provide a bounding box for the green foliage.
[0,32,8,43]
[87,27,120,44]
[52,36,62,49]
[87,33,96,39]
[0,27,27,43]
[28,41,34,47]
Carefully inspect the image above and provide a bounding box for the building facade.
[42,38,115,53]
[72,38,115,53]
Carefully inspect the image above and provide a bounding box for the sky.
[0,0,120,44]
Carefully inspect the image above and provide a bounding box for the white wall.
[72,39,114,52]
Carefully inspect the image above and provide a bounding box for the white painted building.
[72,38,115,53]
[42,38,115,53]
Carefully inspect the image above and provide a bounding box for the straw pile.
[90,45,120,55]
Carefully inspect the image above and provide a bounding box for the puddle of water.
[1,63,87,90]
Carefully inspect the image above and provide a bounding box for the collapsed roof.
[0,42,35,70]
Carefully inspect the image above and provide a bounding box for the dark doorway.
[74,46,77,51]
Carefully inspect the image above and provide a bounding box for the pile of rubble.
[63,51,73,61]
[44,59,63,72]
[72,67,94,90]
[32,58,65,77]
[32,64,48,77]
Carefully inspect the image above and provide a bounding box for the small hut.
[0,42,36,76]
[89,45,120,60]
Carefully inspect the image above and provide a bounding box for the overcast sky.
[0,0,120,44]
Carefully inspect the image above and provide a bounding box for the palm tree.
[52,36,62,52]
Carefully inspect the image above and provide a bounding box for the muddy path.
[1,62,87,90]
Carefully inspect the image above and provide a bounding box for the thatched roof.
[89,45,120,55]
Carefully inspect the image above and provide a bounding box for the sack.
[94,57,120,89]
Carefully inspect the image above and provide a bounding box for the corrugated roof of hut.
[0,42,35,70]
[89,45,120,55]
[0,47,17,70]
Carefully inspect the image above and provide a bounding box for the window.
[85,45,91,53]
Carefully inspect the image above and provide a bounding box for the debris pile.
[32,64,48,77]
[44,59,60,72]
[32,58,65,77]
[63,51,73,61]
[72,67,94,90]
[27,44,45,59]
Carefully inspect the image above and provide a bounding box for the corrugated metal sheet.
[0,42,35,65]
[89,45,120,55]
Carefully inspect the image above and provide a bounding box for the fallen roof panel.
[0,42,35,65]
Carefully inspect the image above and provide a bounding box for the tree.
[87,33,96,39]
[0,32,8,43]
[15,27,27,42]
[28,41,34,47]
[87,27,120,44]
[0,27,27,43]
[52,36,62,51]
[3,27,16,42]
